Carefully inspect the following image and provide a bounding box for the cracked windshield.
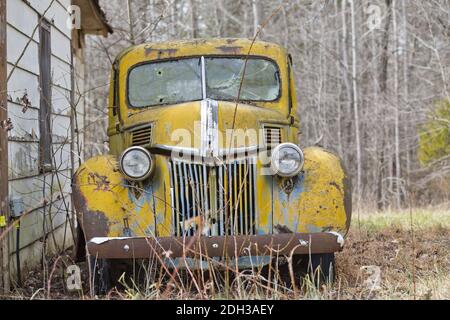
[128,57,280,107]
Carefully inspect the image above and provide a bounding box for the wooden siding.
[6,0,74,278]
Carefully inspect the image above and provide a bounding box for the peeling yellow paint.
[272,147,350,234]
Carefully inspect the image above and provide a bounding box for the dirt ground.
[335,225,449,299]
[2,209,449,300]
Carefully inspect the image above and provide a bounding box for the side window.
[39,19,52,171]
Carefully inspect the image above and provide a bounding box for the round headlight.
[119,147,154,181]
[271,143,304,177]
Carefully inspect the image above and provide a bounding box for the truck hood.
[124,100,290,152]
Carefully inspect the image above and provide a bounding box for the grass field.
[335,209,449,300]
[3,208,449,300]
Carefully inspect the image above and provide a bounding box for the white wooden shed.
[0,0,111,292]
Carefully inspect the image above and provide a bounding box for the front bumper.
[87,232,344,259]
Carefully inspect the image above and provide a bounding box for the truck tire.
[282,253,336,288]
[89,257,112,296]
[308,253,336,285]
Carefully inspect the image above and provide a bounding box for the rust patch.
[274,224,293,234]
[87,172,110,191]
[193,39,208,45]
[72,175,110,240]
[215,46,242,54]
[144,46,178,58]
[82,210,110,240]
[329,181,342,194]
[341,162,353,234]
[280,177,296,195]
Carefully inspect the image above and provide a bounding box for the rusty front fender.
[72,155,157,242]
[271,147,352,236]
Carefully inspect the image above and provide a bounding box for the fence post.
[0,0,10,294]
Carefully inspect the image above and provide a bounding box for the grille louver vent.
[131,126,152,146]
[264,126,282,147]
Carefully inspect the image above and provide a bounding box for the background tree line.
[82,0,450,209]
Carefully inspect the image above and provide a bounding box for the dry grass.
[2,208,449,300]
[336,208,449,300]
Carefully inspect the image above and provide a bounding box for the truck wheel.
[308,253,336,285]
[89,257,112,296]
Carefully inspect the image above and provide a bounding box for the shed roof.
[72,0,113,36]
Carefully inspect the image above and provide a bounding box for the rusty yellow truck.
[72,38,352,293]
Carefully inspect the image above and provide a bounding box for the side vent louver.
[131,126,152,146]
[264,126,282,147]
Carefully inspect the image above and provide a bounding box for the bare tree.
[82,0,450,209]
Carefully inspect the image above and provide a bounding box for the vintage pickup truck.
[72,38,352,293]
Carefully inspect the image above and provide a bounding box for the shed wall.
[6,0,75,281]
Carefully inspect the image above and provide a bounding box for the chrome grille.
[169,159,257,237]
